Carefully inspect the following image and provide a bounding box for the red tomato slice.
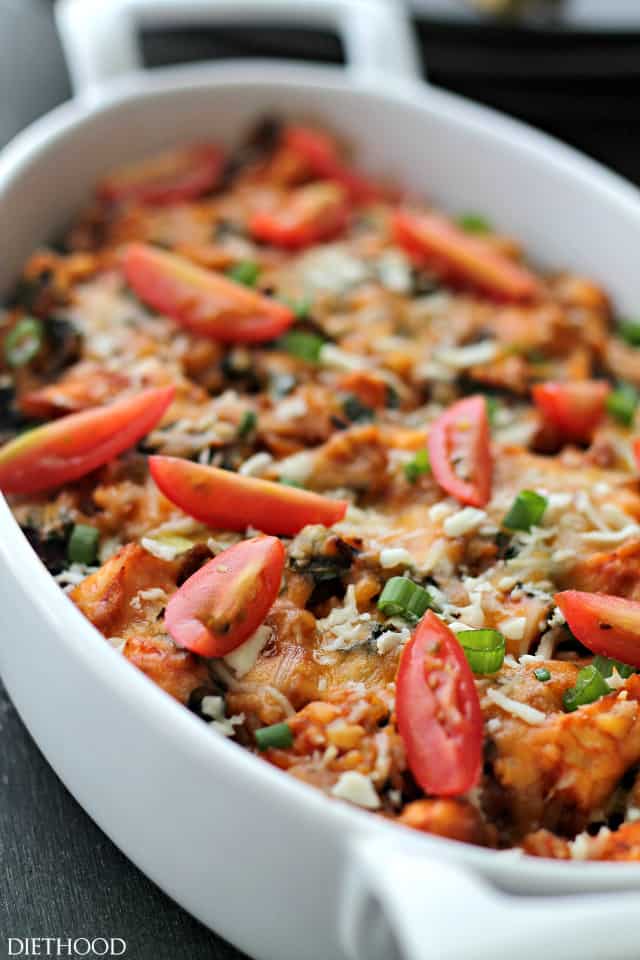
[393,209,541,302]
[532,380,610,443]
[149,455,348,536]
[427,395,492,507]
[98,144,225,205]
[249,182,350,249]
[396,611,483,797]
[555,590,640,668]
[0,386,174,495]
[123,244,294,343]
[165,536,285,657]
[283,125,389,204]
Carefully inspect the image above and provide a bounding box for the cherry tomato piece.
[555,590,640,668]
[249,182,349,249]
[165,536,285,658]
[427,395,492,507]
[98,144,225,206]
[123,244,294,343]
[532,380,610,443]
[149,455,348,536]
[0,386,174,495]
[393,209,541,302]
[283,126,389,204]
[396,611,483,797]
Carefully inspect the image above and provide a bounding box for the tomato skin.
[249,182,350,249]
[123,244,294,343]
[396,612,483,797]
[555,590,640,668]
[532,381,610,443]
[149,455,348,536]
[427,395,492,507]
[165,536,285,657]
[282,126,388,204]
[98,144,225,206]
[0,386,174,495]
[393,209,541,302]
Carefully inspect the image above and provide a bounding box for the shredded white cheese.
[485,687,546,725]
[239,452,274,477]
[379,547,414,569]
[499,617,527,641]
[443,508,487,538]
[331,771,381,809]
[223,625,272,678]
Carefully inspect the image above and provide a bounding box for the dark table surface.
[2,2,640,959]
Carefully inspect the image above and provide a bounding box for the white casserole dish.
[3,1,640,957]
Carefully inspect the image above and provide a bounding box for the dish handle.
[55,0,421,101]
[340,832,640,960]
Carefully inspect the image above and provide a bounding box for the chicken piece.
[19,362,130,418]
[308,424,389,494]
[485,666,640,840]
[565,539,640,600]
[590,821,640,861]
[399,799,494,847]
[520,829,571,859]
[606,336,640,388]
[71,543,209,702]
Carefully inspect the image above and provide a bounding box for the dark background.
[2,2,640,958]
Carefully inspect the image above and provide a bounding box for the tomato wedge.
[98,144,225,206]
[123,244,294,343]
[427,395,492,507]
[555,590,640,668]
[532,380,610,443]
[249,182,350,249]
[165,536,285,657]
[283,125,389,204]
[0,386,174,495]
[393,209,541,302]
[396,611,483,797]
[149,455,348,536]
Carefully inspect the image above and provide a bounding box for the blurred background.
[2,0,640,181]
[1,1,640,958]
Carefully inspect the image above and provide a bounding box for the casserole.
[2,0,640,956]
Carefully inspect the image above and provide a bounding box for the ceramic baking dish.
[2,1,640,957]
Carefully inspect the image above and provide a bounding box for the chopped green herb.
[592,655,635,680]
[377,577,432,621]
[279,477,304,488]
[404,449,430,484]
[606,383,638,427]
[457,213,491,234]
[534,667,551,682]
[67,524,99,566]
[238,410,257,438]
[562,665,610,713]
[227,260,260,287]
[4,316,44,368]
[255,722,293,751]
[342,394,374,423]
[484,394,500,426]
[280,330,325,363]
[458,629,505,675]
[618,318,640,347]
[503,490,547,532]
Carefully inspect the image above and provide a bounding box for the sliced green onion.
[342,394,374,423]
[377,577,432,621]
[606,383,638,427]
[592,655,635,680]
[562,665,610,713]
[280,330,325,363]
[618,318,640,347]
[291,297,313,320]
[255,722,293,751]
[457,213,491,234]
[458,629,505,675]
[484,394,500,426]
[279,476,304,488]
[4,316,44,368]
[227,260,260,287]
[238,410,257,438]
[502,490,547,532]
[67,524,99,565]
[404,449,430,484]
[534,667,551,682]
